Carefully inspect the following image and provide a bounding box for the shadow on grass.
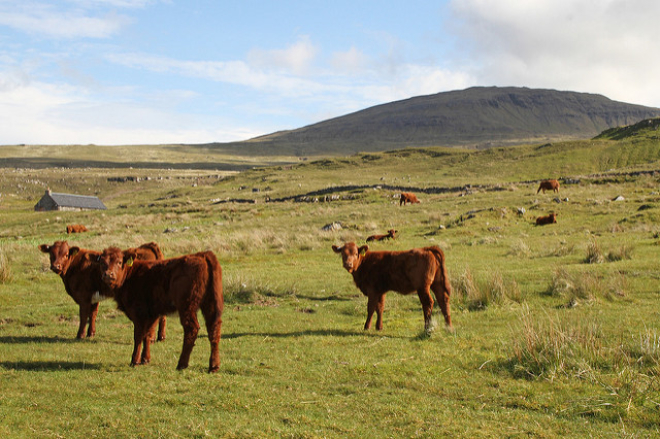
[224,328,404,339]
[0,361,102,371]
[0,335,81,344]
[293,294,354,302]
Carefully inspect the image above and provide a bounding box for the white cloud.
[330,47,369,75]
[68,0,162,8]
[449,0,660,106]
[0,2,131,39]
[247,36,318,76]
[0,69,258,145]
[106,52,332,98]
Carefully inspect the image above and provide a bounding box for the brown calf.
[38,241,167,340]
[537,179,560,194]
[366,229,397,243]
[399,192,420,206]
[96,247,223,372]
[535,212,557,226]
[332,242,451,333]
[66,224,88,234]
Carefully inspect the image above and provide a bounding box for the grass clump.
[454,267,523,310]
[510,306,604,379]
[585,238,604,264]
[507,239,531,258]
[606,244,634,262]
[547,267,629,304]
[0,249,11,283]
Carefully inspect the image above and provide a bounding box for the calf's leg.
[140,319,160,364]
[130,327,143,366]
[87,302,100,338]
[417,289,435,332]
[375,294,386,331]
[364,294,378,330]
[157,316,167,341]
[76,302,92,339]
[130,320,155,366]
[177,311,200,371]
[431,281,452,329]
[201,303,223,373]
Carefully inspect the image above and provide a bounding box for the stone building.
[34,189,107,212]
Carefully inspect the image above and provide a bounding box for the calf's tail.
[428,246,451,296]
[201,252,223,306]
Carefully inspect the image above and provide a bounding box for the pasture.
[2,132,660,437]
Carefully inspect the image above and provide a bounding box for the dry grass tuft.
[0,249,11,283]
[585,238,604,264]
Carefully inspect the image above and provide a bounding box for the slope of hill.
[209,86,660,156]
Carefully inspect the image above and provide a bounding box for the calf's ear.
[359,245,369,256]
[331,245,342,254]
[123,250,138,266]
[69,247,80,258]
[38,244,50,253]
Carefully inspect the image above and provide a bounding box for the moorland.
[2,118,660,437]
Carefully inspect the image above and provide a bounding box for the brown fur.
[332,242,452,332]
[66,224,88,234]
[366,229,397,243]
[535,212,557,226]
[96,247,224,373]
[38,241,167,340]
[399,192,420,206]
[536,179,560,194]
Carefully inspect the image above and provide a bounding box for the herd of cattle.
[37,180,559,372]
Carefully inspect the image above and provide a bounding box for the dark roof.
[49,192,107,210]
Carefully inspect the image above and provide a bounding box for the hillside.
[207,86,660,156]
[4,115,660,437]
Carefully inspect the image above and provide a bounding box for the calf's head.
[98,247,137,289]
[332,242,368,274]
[39,241,79,275]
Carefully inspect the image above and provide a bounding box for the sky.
[1,0,660,145]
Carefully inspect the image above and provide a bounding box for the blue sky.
[1,0,659,145]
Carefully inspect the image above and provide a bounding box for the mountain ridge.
[207,86,660,156]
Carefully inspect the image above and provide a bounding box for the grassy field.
[2,125,660,437]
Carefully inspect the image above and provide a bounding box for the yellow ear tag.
[359,248,367,256]
[126,257,134,267]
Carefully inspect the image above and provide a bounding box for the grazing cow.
[66,224,88,234]
[366,229,397,243]
[537,179,560,194]
[535,212,557,226]
[399,192,420,206]
[332,242,451,333]
[96,247,223,372]
[38,241,167,340]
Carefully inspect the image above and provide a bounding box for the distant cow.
[38,241,167,340]
[535,212,557,226]
[537,179,560,194]
[96,247,223,372]
[332,242,451,333]
[366,229,397,243]
[66,224,88,234]
[400,192,420,206]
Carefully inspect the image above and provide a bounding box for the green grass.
[2,132,660,436]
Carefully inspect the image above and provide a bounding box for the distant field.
[2,128,660,436]
[0,143,300,170]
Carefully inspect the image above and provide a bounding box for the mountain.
[209,86,660,157]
